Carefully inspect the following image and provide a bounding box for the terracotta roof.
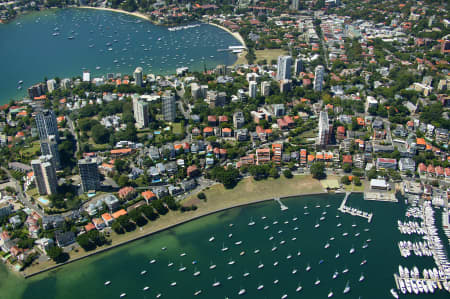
[112,209,127,219]
[142,190,156,201]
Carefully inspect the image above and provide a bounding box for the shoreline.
[23,180,327,278]
[205,22,247,48]
[78,6,151,22]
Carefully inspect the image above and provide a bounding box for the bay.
[1,193,448,299]
[0,8,241,103]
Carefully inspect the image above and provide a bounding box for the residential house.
[55,231,75,247]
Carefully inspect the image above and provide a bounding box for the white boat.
[254,249,260,254]
[18,80,23,84]
[315,223,320,228]
[209,263,216,270]
[264,225,269,230]
[156,293,162,298]
[272,246,277,252]
[359,273,364,282]
[399,279,406,294]
[212,281,221,287]
[342,268,349,274]
[258,263,264,269]
[314,279,321,285]
[274,261,279,266]
[193,270,201,276]
[306,264,311,271]
[228,233,233,238]
[296,284,302,292]
[170,282,177,287]
[360,260,367,266]
[292,269,298,274]
[238,289,246,295]
[286,254,292,259]
[104,281,111,286]
[180,253,186,257]
[143,286,149,291]
[120,293,126,298]
[150,259,156,264]
[248,218,255,226]
[325,243,330,249]
[228,259,235,265]
[343,281,350,294]
[274,279,279,284]
[342,232,348,236]
[240,251,245,256]
[227,275,233,280]
[328,290,334,297]
[297,251,301,256]
[281,294,288,299]
[209,236,215,242]
[243,272,250,277]
[179,265,186,272]
[390,288,399,298]
[335,253,340,259]
[411,280,419,294]
[194,290,202,296]
[332,271,338,279]
[257,284,264,290]
[349,247,355,254]
[235,241,243,245]
[221,244,229,252]
[362,243,368,249]
[337,223,342,227]
[140,270,147,275]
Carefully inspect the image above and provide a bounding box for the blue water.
[1,193,448,299]
[0,8,241,103]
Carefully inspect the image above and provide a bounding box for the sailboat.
[221,243,229,252]
[178,263,186,272]
[193,268,200,276]
[296,283,303,292]
[257,284,264,290]
[328,290,334,297]
[248,218,255,226]
[238,288,246,295]
[212,280,221,287]
[333,271,339,279]
[343,281,351,294]
[359,273,365,282]
[306,264,311,271]
[314,278,321,285]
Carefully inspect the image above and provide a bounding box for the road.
[2,166,44,216]
[66,115,80,154]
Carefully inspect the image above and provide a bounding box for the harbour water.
[1,193,449,298]
[0,8,241,103]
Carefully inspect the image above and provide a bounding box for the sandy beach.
[22,175,324,277]
[205,22,247,48]
[78,6,151,21]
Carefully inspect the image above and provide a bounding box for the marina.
[338,192,373,223]
[1,194,449,299]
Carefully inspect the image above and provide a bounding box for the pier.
[274,197,288,211]
[338,192,373,223]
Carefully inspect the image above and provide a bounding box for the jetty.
[274,197,288,211]
[393,273,449,293]
[338,192,373,223]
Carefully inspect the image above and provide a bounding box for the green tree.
[353,176,361,186]
[91,124,110,144]
[269,167,279,178]
[310,162,326,180]
[343,163,352,173]
[283,169,293,179]
[47,246,69,263]
[341,176,351,185]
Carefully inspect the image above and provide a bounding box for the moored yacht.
[238,289,246,295]
[343,281,350,294]
[390,288,399,298]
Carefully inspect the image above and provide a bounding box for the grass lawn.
[183,175,324,208]
[299,129,317,139]
[172,123,184,135]
[22,142,41,156]
[343,182,366,192]
[255,49,288,63]
[233,50,248,65]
